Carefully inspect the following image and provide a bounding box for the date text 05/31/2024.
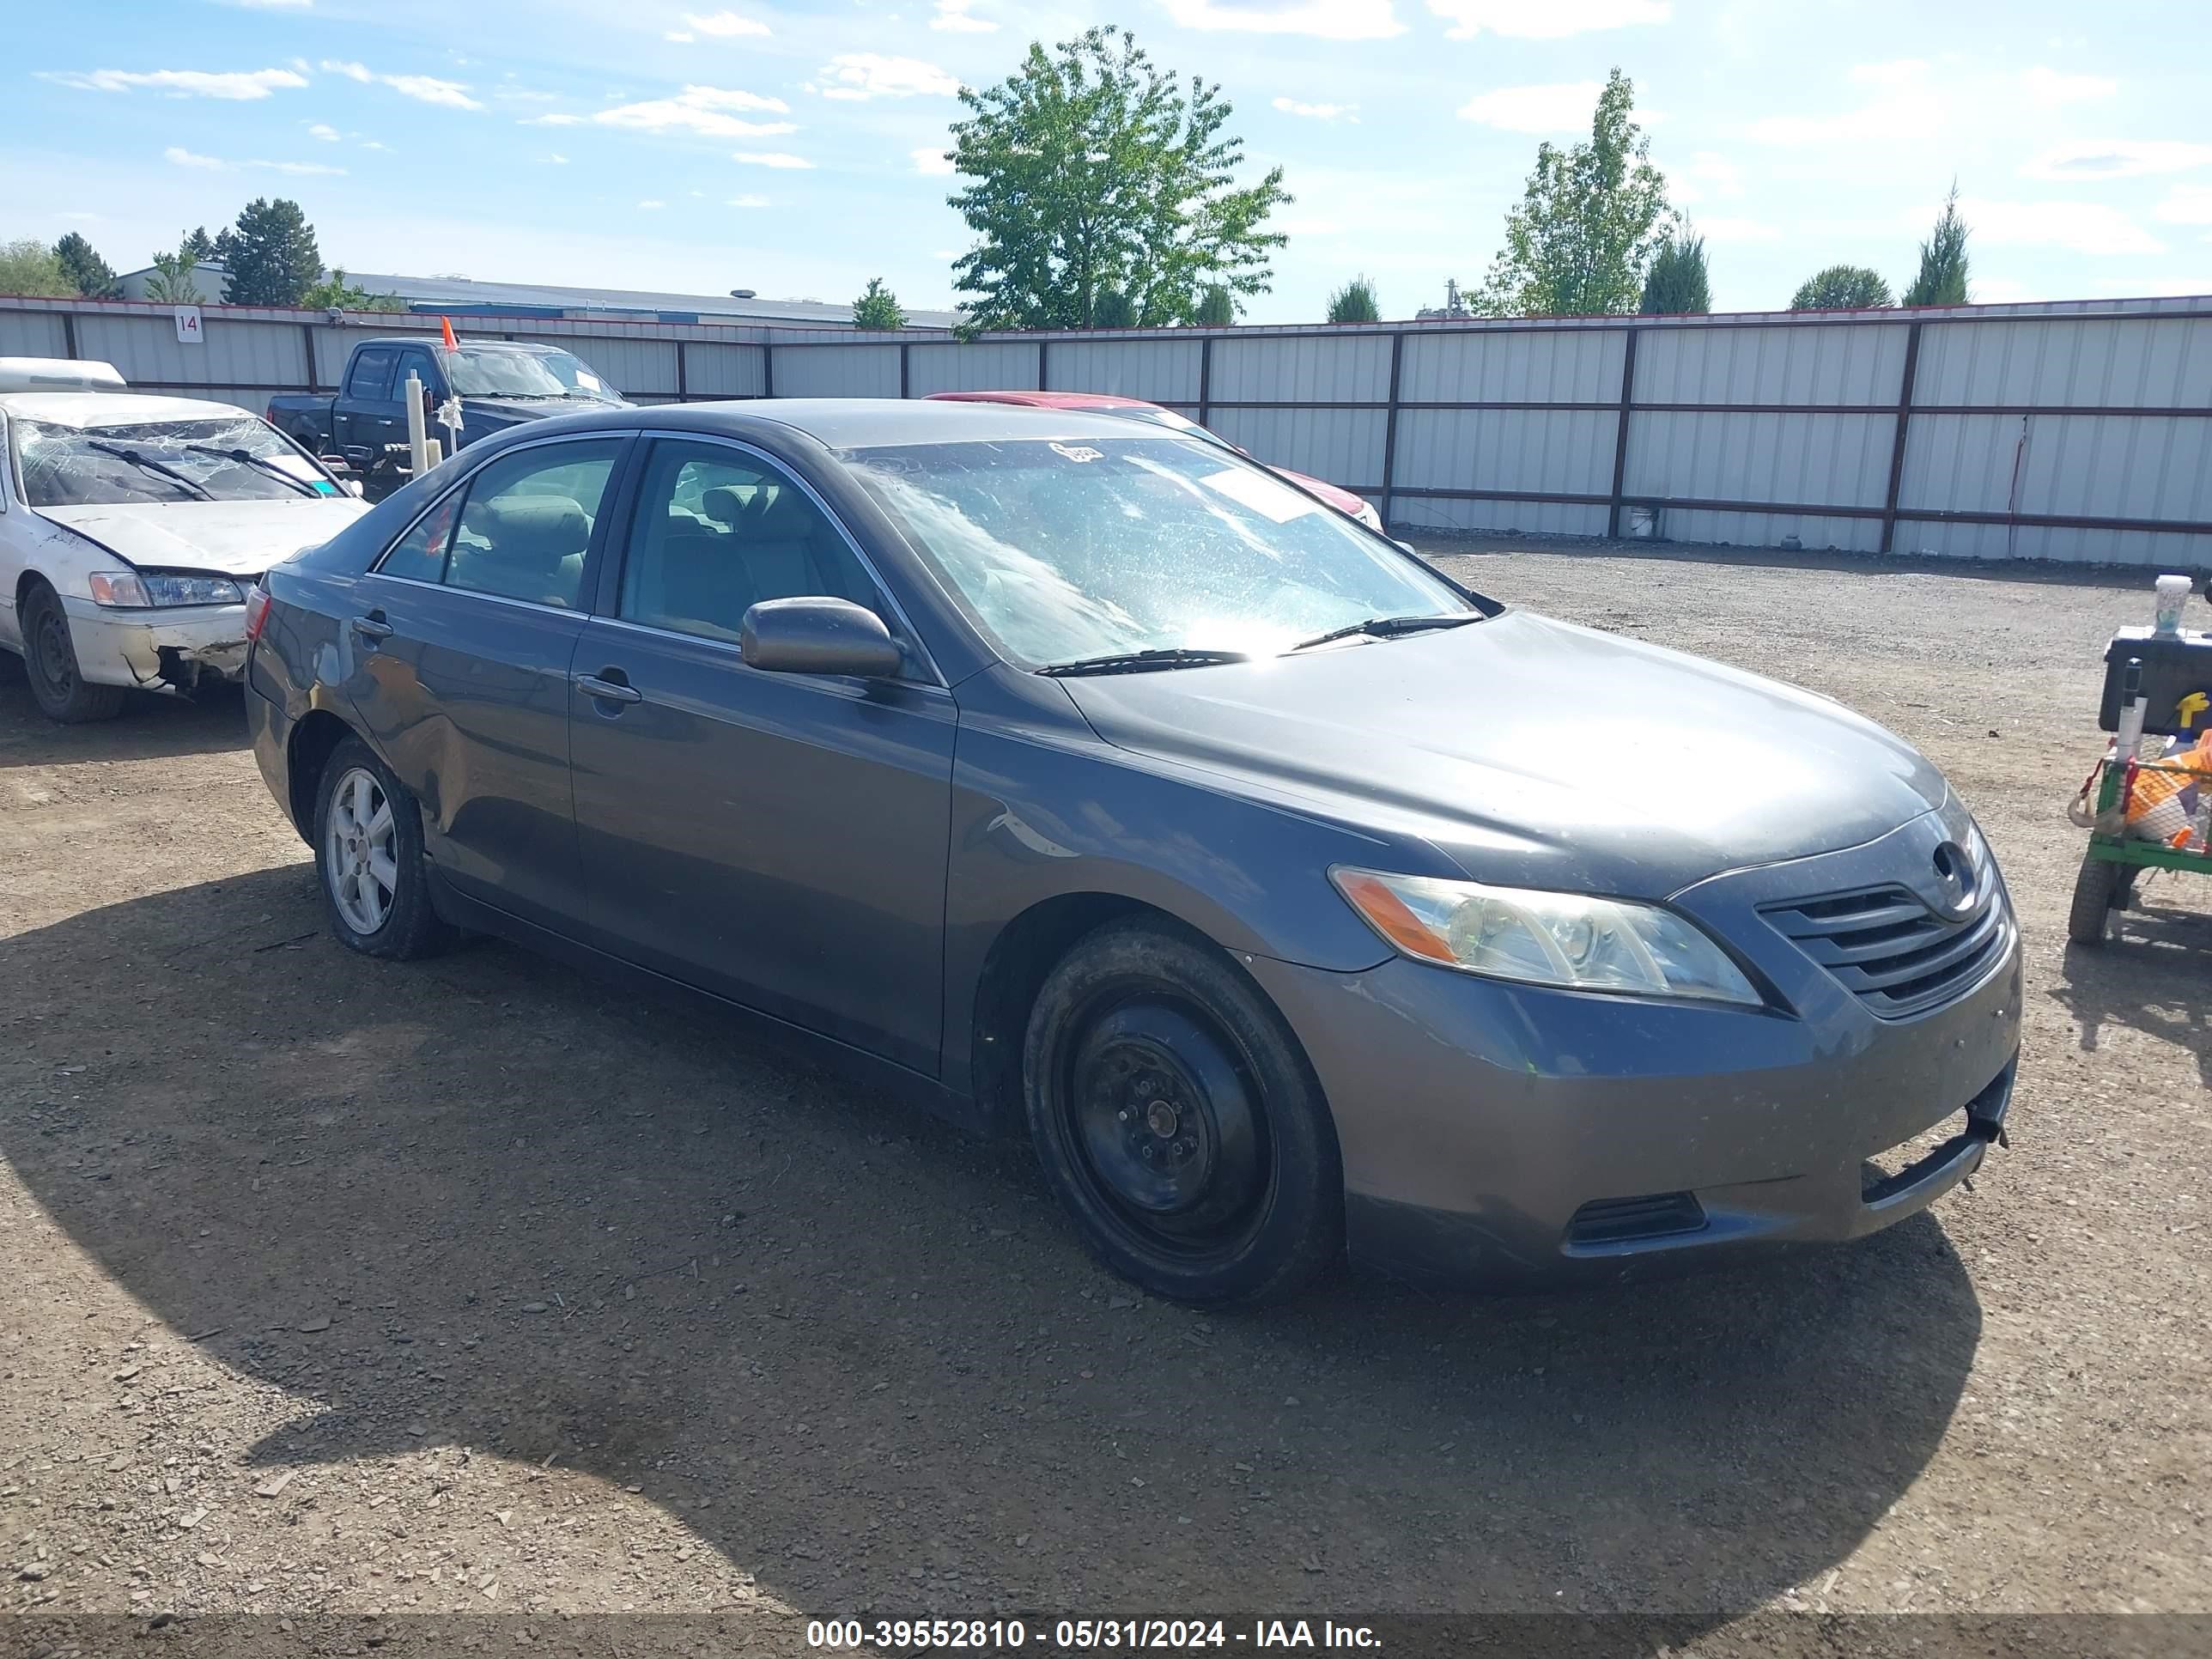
[806,1619,1382,1650]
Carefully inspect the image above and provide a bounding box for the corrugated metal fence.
[5,291,2209,568]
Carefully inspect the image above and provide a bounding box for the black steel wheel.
[1024,918,1342,1307]
[21,581,126,724]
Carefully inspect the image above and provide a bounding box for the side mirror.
[741,596,904,678]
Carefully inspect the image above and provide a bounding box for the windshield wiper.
[1036,647,1251,678]
[179,444,320,496]
[82,441,215,501]
[1290,613,1482,652]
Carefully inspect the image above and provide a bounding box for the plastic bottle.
[2116,659,2148,760]
[2154,573,2191,635]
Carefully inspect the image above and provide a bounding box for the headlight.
[1331,866,1762,1005]
[89,572,244,608]
[1353,501,1382,532]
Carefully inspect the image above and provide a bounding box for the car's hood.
[1054,609,1948,898]
[39,498,369,577]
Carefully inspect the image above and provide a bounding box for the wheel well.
[969,892,1170,1133]
[285,709,353,840]
[16,570,54,615]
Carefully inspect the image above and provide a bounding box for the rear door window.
[374,438,623,608]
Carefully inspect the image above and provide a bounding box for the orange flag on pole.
[440,315,458,351]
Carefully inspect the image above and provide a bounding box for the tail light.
[243,584,273,644]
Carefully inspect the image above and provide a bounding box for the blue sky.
[7,0,2210,322]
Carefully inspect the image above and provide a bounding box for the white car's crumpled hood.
[38,498,368,578]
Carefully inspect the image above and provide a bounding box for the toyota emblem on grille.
[1930,842,1976,915]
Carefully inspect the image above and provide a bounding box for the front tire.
[1023,918,1343,1308]
[21,582,126,724]
[313,737,454,960]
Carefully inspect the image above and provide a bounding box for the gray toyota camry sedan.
[244,399,2019,1307]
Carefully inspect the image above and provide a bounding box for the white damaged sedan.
[0,392,368,721]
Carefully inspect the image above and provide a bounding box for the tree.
[0,238,73,297]
[143,246,201,304]
[946,25,1290,332]
[182,226,221,264]
[1326,275,1381,324]
[1092,288,1137,329]
[52,233,119,299]
[299,268,407,313]
[1902,183,1971,307]
[851,276,905,330]
[1790,264,1893,311]
[218,198,321,307]
[1638,233,1709,314]
[1478,69,1673,319]
[1195,283,1234,325]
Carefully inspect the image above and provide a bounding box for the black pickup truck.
[266,336,631,498]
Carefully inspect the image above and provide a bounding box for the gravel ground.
[1,540,2207,1650]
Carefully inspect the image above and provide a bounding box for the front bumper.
[61,594,251,692]
[1247,805,2023,1287]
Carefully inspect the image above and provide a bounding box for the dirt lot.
[2,542,2207,1649]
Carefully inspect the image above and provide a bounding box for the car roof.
[927,390,1158,412]
[538,397,1205,449]
[0,392,264,427]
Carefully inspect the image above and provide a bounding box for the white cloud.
[321,59,373,82]
[684,9,771,35]
[544,153,569,164]
[1273,97,1358,122]
[911,145,955,174]
[1693,216,1778,243]
[163,146,346,175]
[1943,197,2164,257]
[665,31,695,41]
[1746,60,1937,146]
[728,194,770,207]
[43,66,307,100]
[732,150,813,167]
[1970,277,2046,305]
[639,198,667,209]
[2020,140,2212,181]
[586,86,794,137]
[2156,185,2212,225]
[307,121,340,140]
[1666,149,1743,205]
[383,74,483,110]
[1427,0,1666,38]
[930,0,995,30]
[1850,58,1927,88]
[2021,65,2116,104]
[523,112,586,125]
[1160,0,1405,39]
[815,54,958,100]
[1457,82,1601,134]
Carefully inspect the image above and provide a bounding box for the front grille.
[1565,1191,1707,1247]
[1762,884,2008,1019]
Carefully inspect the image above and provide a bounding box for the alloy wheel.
[325,766,399,935]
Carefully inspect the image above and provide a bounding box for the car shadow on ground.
[0,668,249,769]
[0,866,1984,1620]
[2053,896,2212,1087]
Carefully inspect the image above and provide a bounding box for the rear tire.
[21,582,126,724]
[312,737,455,960]
[2067,853,2120,945]
[1023,918,1342,1308]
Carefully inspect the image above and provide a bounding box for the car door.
[332,345,399,465]
[338,432,630,932]
[0,410,23,651]
[567,434,957,1075]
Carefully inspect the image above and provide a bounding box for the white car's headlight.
[88,572,244,608]
[1331,866,1762,1006]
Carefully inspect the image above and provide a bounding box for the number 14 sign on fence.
[172,306,203,345]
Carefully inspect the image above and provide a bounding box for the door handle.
[349,611,392,642]
[574,672,642,706]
